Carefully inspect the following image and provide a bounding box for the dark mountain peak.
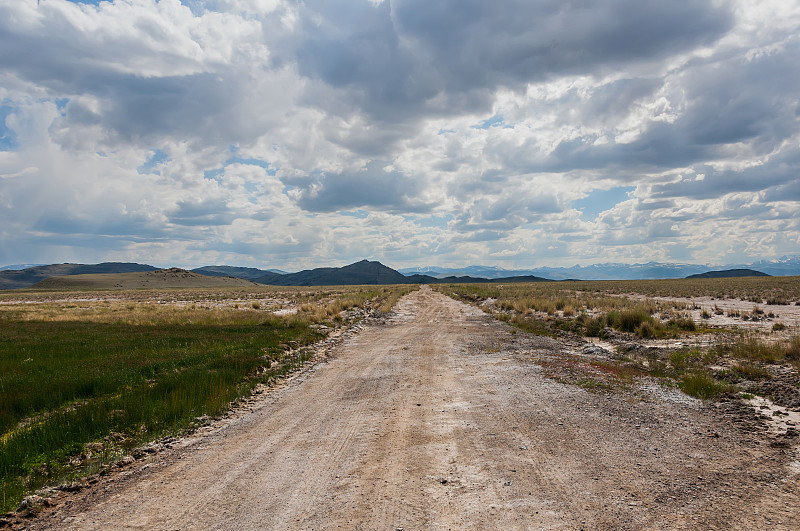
[254,259,416,286]
[686,269,770,279]
[342,259,392,271]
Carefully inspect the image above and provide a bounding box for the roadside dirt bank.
[10,286,799,530]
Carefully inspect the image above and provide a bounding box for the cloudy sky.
[1,0,799,270]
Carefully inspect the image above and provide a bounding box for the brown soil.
[12,287,800,530]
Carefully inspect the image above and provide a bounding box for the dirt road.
[27,287,800,530]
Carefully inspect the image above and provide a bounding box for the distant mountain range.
[1,257,796,290]
[399,256,800,280]
[0,260,550,290]
[249,260,550,286]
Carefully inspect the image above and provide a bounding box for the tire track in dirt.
[26,286,800,530]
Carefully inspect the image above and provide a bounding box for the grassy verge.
[0,284,416,513]
[679,371,732,399]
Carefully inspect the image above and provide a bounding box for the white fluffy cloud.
[0,0,798,269]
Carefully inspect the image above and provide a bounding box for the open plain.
[14,286,800,530]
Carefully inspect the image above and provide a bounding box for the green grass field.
[0,284,415,513]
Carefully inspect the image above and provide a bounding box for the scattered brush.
[731,363,771,381]
[667,317,697,332]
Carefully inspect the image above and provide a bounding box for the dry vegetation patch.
[435,279,800,409]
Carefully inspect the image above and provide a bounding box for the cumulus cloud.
[0,0,798,269]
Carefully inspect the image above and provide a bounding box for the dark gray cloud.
[450,190,562,236]
[291,161,433,213]
[294,0,732,122]
[650,143,800,201]
[488,36,800,180]
[168,198,235,226]
[678,42,800,148]
[0,1,277,148]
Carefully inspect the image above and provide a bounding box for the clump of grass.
[670,349,707,371]
[786,336,800,362]
[582,316,605,338]
[635,320,664,339]
[667,317,697,332]
[601,308,667,338]
[772,322,787,332]
[680,371,730,399]
[576,378,614,393]
[731,363,771,381]
[728,336,785,363]
[616,309,652,333]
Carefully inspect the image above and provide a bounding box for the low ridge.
[0,262,158,290]
[686,269,770,279]
[30,268,259,290]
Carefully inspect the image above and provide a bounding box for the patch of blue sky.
[137,149,169,175]
[224,156,275,174]
[55,98,69,115]
[204,168,224,183]
[203,157,276,182]
[573,186,636,219]
[437,128,455,135]
[406,214,452,228]
[340,209,369,219]
[472,114,504,130]
[177,0,207,15]
[0,105,18,151]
